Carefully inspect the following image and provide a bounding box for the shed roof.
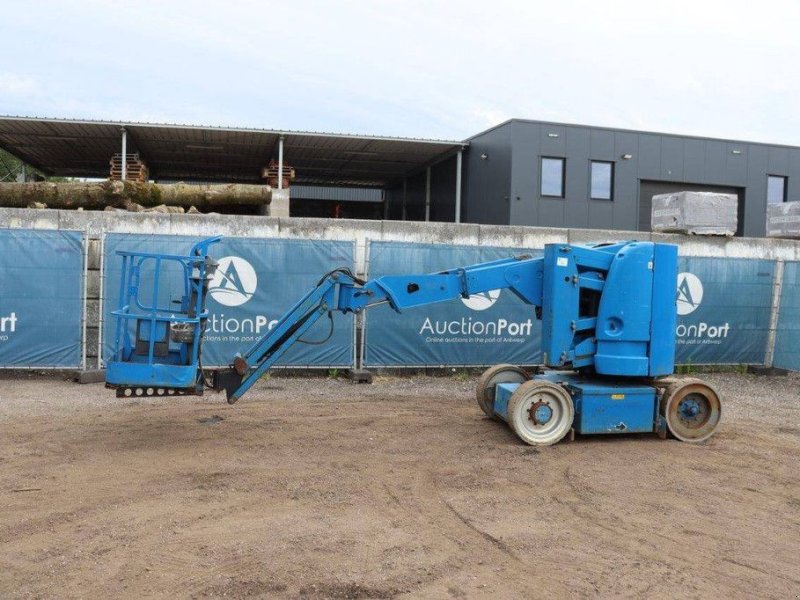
[0,116,464,187]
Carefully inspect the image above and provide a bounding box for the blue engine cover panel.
[540,241,677,378]
[648,243,678,376]
[593,242,654,376]
[535,372,657,435]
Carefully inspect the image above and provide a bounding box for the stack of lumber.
[110,153,149,182]
[261,159,296,188]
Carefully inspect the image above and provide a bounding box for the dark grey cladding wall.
[385,185,403,220]
[462,123,512,225]
[507,121,637,232]
[464,119,800,238]
[383,154,459,223]
[403,171,427,221]
[429,154,456,222]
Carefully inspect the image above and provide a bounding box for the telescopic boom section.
[212,255,544,403]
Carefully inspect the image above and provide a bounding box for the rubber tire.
[507,380,574,446]
[475,364,529,419]
[659,377,722,442]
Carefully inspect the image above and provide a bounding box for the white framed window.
[767,175,787,204]
[541,157,565,198]
[590,161,614,200]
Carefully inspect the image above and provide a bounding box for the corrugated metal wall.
[290,185,383,203]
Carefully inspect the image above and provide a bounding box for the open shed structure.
[0,116,466,220]
[5,115,793,235]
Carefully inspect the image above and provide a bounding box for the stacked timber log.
[261,159,296,189]
[0,180,272,213]
[110,154,149,182]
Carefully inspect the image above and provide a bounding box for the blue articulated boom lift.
[105,236,722,446]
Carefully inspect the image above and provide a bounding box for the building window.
[767,175,787,204]
[590,161,614,200]
[541,157,565,197]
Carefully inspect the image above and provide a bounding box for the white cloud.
[470,108,512,130]
[0,73,39,96]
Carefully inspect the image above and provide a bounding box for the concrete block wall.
[2,207,799,370]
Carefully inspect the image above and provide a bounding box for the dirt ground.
[1,371,799,599]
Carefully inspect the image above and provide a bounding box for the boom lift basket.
[105,236,220,396]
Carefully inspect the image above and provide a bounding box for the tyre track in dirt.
[370,472,572,598]
[1,373,799,599]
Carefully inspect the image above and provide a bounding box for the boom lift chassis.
[106,236,721,446]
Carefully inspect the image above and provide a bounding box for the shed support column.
[20,164,26,183]
[278,135,284,190]
[265,134,290,217]
[425,166,431,222]
[120,128,127,181]
[455,149,463,223]
[402,178,407,221]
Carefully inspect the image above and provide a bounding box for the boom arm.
[106,237,677,403]
[213,255,544,403]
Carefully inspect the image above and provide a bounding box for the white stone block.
[651,191,737,236]
[766,201,800,239]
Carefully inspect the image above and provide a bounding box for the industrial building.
[0,115,797,237]
[393,119,800,238]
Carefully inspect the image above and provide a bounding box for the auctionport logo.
[461,289,501,311]
[676,272,703,315]
[675,272,730,341]
[420,289,533,342]
[209,256,257,307]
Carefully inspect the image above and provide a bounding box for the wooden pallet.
[110,153,149,182]
[261,159,295,188]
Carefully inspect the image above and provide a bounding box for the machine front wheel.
[507,380,574,446]
[660,378,722,442]
[475,364,529,419]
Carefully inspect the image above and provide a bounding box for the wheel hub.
[528,400,553,425]
[661,379,722,443]
[677,394,709,426]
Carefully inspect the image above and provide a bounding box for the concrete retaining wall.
[2,207,798,370]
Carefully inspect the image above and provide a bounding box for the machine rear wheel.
[660,378,721,442]
[507,380,574,446]
[475,364,529,419]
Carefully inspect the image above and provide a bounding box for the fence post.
[764,259,784,368]
[357,239,373,370]
[97,234,106,369]
[81,233,89,370]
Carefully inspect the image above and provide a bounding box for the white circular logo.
[461,289,501,311]
[209,256,257,307]
[676,272,703,315]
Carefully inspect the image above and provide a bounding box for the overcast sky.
[1,0,799,144]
